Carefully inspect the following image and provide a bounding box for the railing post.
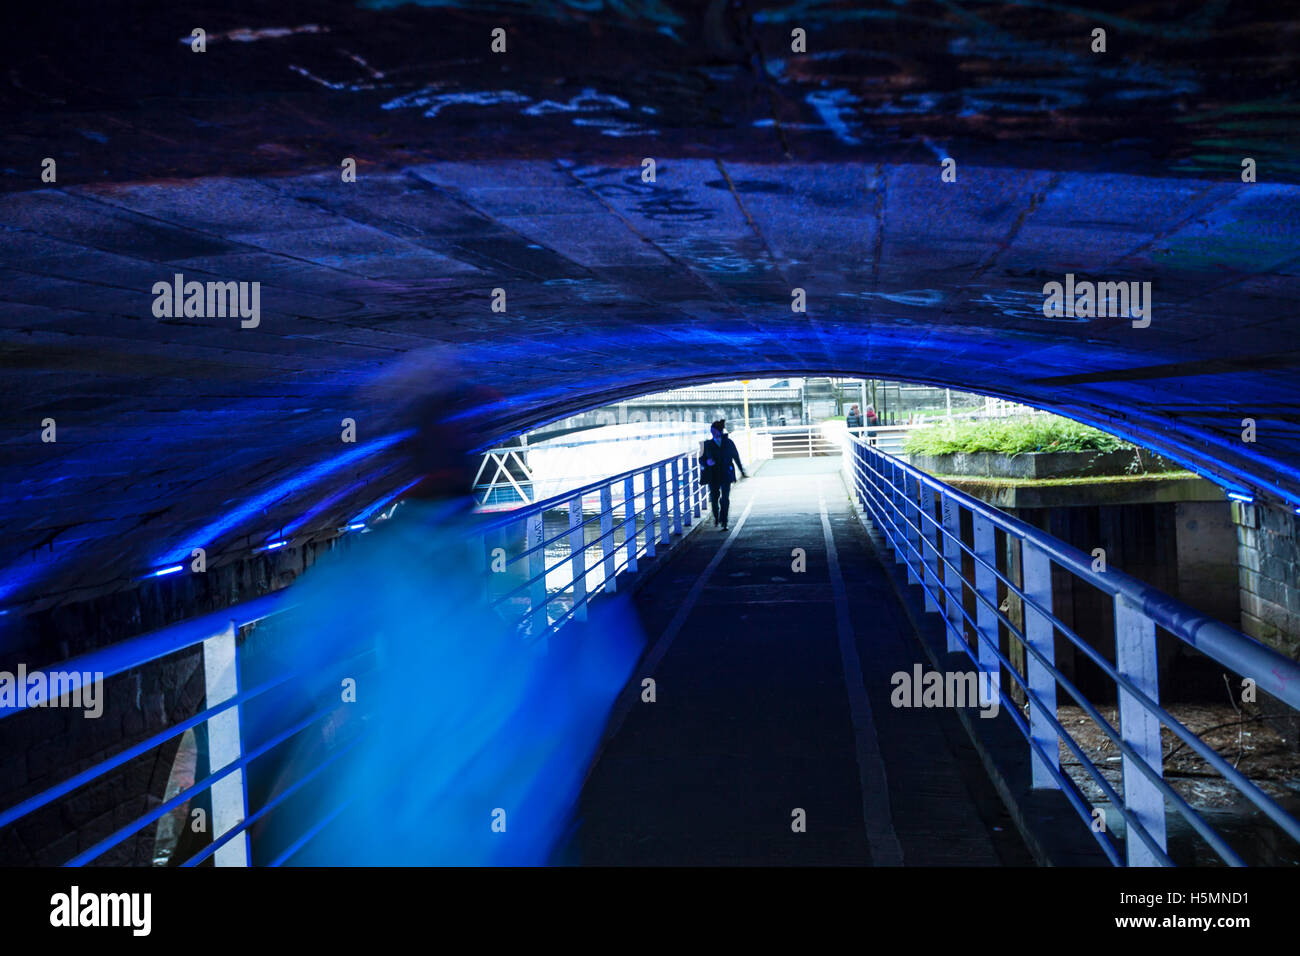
[643,469,657,558]
[1022,542,1060,789]
[973,514,1000,697]
[658,462,670,545]
[861,447,875,521]
[689,453,701,519]
[600,484,616,594]
[941,495,964,654]
[849,442,861,505]
[688,454,697,523]
[202,620,249,867]
[869,447,883,514]
[890,460,906,565]
[671,458,683,536]
[526,512,548,640]
[1115,595,1167,865]
[903,471,921,584]
[568,497,588,622]
[851,442,864,508]
[867,450,881,522]
[623,475,638,573]
[919,483,939,612]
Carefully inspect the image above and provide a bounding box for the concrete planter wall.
[908,448,1173,479]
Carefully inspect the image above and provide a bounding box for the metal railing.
[759,423,842,458]
[471,443,535,506]
[844,424,916,456]
[0,450,706,866]
[842,431,1300,866]
[476,449,705,638]
[758,422,922,459]
[637,386,803,403]
[474,425,707,509]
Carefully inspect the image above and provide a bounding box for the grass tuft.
[903,416,1131,456]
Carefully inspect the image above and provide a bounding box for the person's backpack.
[699,439,718,484]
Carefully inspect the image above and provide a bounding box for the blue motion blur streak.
[250,498,643,865]
[153,430,414,566]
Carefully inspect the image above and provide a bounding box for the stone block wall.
[1231,499,1300,751]
[0,647,206,865]
[0,533,348,865]
[1231,500,1300,659]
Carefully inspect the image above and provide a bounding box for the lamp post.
[741,379,752,462]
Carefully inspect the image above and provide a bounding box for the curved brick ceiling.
[2,0,1299,613]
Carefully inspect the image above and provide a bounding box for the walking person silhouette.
[700,419,747,531]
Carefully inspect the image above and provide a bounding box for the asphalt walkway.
[572,457,1032,865]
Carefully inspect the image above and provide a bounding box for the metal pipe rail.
[843,424,917,456]
[480,449,706,636]
[758,423,842,458]
[0,450,706,866]
[636,386,802,403]
[842,432,1300,867]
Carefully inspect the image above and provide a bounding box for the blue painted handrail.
[843,431,1300,866]
[855,440,1300,705]
[0,448,705,865]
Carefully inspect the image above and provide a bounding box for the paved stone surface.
[572,458,1029,865]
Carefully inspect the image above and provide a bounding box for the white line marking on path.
[819,482,905,866]
[594,491,758,753]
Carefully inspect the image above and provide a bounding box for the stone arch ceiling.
[2,0,1299,612]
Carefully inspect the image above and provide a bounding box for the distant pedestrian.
[700,419,746,531]
[846,404,863,429]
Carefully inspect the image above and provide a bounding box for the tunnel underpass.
[4,0,1300,617]
[2,1,1300,936]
